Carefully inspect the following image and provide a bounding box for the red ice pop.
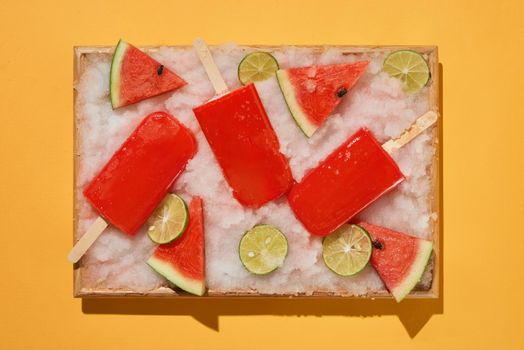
[192,39,292,207]
[193,84,293,207]
[289,129,404,236]
[289,111,437,236]
[69,111,196,263]
[84,111,197,235]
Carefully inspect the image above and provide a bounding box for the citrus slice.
[322,224,372,276]
[147,194,188,244]
[239,225,288,275]
[383,50,430,94]
[238,52,279,85]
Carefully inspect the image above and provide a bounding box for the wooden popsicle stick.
[193,38,229,94]
[68,216,108,263]
[382,110,438,154]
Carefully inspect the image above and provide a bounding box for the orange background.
[0,0,523,349]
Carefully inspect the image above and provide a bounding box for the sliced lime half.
[322,224,372,276]
[147,194,188,244]
[383,50,430,94]
[238,52,279,85]
[239,225,288,275]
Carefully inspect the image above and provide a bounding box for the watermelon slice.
[276,62,368,137]
[358,222,433,302]
[110,39,187,109]
[147,197,205,296]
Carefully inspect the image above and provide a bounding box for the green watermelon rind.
[109,39,128,109]
[276,69,318,138]
[147,255,205,296]
[390,239,433,302]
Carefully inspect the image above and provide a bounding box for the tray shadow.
[83,295,442,337]
[82,63,444,339]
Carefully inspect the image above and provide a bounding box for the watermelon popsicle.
[193,39,293,207]
[289,111,437,236]
[68,112,196,263]
[193,84,293,207]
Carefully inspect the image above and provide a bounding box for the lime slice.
[147,194,188,244]
[239,225,288,275]
[322,224,372,276]
[238,52,279,85]
[383,50,430,94]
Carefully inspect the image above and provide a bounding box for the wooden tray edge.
[73,45,441,300]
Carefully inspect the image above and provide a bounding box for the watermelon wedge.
[147,197,205,296]
[276,62,368,137]
[358,222,433,302]
[110,39,187,109]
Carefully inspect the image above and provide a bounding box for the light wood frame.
[73,45,441,299]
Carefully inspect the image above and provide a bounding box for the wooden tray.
[73,45,441,299]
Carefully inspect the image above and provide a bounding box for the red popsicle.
[289,128,404,236]
[84,111,197,235]
[69,111,197,263]
[193,84,293,207]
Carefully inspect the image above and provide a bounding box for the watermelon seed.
[336,87,347,98]
[157,65,164,75]
[372,240,383,250]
